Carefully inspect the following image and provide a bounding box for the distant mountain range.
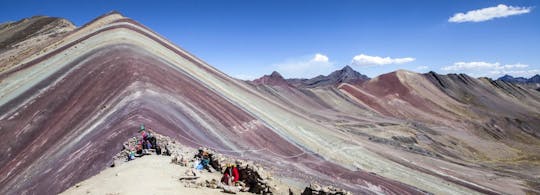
[252,69,540,93]
[497,74,540,84]
[252,65,369,87]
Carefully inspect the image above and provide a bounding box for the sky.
[1,0,539,79]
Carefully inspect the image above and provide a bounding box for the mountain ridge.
[497,74,540,84]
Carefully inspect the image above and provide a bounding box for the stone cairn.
[173,147,279,194]
[112,131,183,166]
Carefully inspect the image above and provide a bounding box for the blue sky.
[1,0,539,79]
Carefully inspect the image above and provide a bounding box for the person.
[231,164,240,183]
[141,139,148,154]
[164,145,171,156]
[141,130,148,142]
[183,160,200,178]
[147,128,158,149]
[135,144,143,156]
[127,148,136,161]
[194,159,203,171]
[156,145,162,155]
[221,164,232,186]
[194,147,204,159]
[200,151,214,172]
[209,153,221,171]
[146,140,152,151]
[221,164,240,185]
[126,150,131,161]
[149,135,157,149]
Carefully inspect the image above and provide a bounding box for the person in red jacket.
[221,165,232,185]
[232,164,240,183]
[221,164,241,185]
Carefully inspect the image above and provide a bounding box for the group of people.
[221,163,240,186]
[126,125,245,190]
[191,148,240,187]
[126,124,171,161]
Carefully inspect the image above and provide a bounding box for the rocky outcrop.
[301,183,352,195]
[0,15,75,72]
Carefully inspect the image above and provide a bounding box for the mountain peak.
[252,71,289,86]
[332,65,370,81]
[270,71,283,78]
[341,65,354,72]
[291,65,369,88]
[499,74,514,79]
[528,74,540,83]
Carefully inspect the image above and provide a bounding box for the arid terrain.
[0,12,539,195]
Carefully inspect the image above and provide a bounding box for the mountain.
[251,71,289,86]
[497,74,540,92]
[529,74,540,83]
[497,74,540,84]
[0,12,421,195]
[1,12,539,195]
[285,65,369,87]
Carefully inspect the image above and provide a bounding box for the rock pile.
[176,149,279,194]
[301,183,352,195]
[235,161,277,194]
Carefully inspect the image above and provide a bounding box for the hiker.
[194,147,204,159]
[127,147,136,161]
[156,145,162,155]
[137,124,148,152]
[163,145,171,156]
[149,136,157,149]
[209,153,221,171]
[194,159,204,171]
[221,164,232,185]
[201,151,215,173]
[141,130,148,142]
[145,140,152,151]
[135,143,143,156]
[140,139,148,154]
[231,164,240,183]
[182,160,201,178]
[147,128,158,149]
[221,164,240,186]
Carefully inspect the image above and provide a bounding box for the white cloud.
[442,61,529,71]
[415,65,429,71]
[498,64,529,69]
[488,69,540,77]
[275,53,335,78]
[313,53,329,62]
[442,61,499,71]
[449,4,532,23]
[351,54,415,66]
[441,61,535,77]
